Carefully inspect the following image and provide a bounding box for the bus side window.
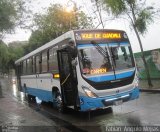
[36,55,40,73]
[17,62,22,76]
[49,48,54,72]
[49,46,58,73]
[20,62,22,75]
[19,62,23,75]
[32,56,36,74]
[23,60,27,75]
[42,50,48,73]
[27,58,32,74]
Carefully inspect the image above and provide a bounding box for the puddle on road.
[8,81,151,131]
[9,83,90,132]
[9,83,134,130]
[12,84,26,103]
[0,81,3,98]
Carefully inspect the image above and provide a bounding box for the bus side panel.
[21,75,37,92]
[20,73,60,102]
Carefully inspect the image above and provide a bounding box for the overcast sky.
[3,0,160,53]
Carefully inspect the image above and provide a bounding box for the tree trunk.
[133,26,153,87]
[129,3,153,87]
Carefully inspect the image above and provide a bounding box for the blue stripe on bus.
[86,71,134,82]
[77,42,129,48]
[23,86,139,112]
[115,71,134,79]
[79,87,140,111]
[87,74,115,82]
[23,87,53,102]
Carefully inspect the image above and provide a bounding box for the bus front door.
[57,49,79,109]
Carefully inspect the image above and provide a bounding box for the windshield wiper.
[90,40,113,72]
[90,41,118,80]
[90,41,108,58]
[110,47,116,67]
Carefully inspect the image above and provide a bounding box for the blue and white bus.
[15,29,139,112]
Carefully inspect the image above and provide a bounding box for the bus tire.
[53,89,66,113]
[28,94,35,102]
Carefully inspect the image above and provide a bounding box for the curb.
[140,89,160,93]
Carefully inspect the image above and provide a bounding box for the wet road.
[1,78,160,132]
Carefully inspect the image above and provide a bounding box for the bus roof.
[15,30,74,64]
[15,29,126,64]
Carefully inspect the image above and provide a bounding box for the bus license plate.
[114,100,123,106]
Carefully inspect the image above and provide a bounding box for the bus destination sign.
[81,33,121,39]
[75,32,123,41]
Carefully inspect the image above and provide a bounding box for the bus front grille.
[88,74,134,90]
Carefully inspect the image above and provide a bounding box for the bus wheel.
[28,94,35,102]
[54,91,65,113]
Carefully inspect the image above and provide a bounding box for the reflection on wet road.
[0,81,3,98]
[2,79,160,132]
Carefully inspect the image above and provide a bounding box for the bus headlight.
[82,86,98,98]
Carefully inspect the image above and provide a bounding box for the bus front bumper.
[79,87,139,111]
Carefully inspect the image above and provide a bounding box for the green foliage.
[102,0,157,86]
[8,42,25,61]
[0,0,16,34]
[0,0,27,38]
[22,30,47,54]
[135,7,154,34]
[102,0,156,35]
[7,45,24,69]
[0,42,9,73]
[24,4,93,54]
[1,3,94,70]
[0,41,24,73]
[103,0,126,16]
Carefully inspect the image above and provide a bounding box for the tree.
[25,4,94,53]
[91,0,105,28]
[0,41,9,74]
[7,41,25,69]
[102,0,159,87]
[0,41,25,74]
[0,0,30,74]
[0,0,30,39]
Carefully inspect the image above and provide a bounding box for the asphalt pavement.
[0,78,73,132]
[1,77,160,132]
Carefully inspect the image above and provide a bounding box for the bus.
[15,29,140,112]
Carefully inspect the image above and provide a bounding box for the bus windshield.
[78,43,134,75]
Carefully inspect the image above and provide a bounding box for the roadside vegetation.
[0,0,159,87]
[0,1,93,75]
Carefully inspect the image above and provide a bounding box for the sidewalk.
[139,79,160,92]
[0,78,56,127]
